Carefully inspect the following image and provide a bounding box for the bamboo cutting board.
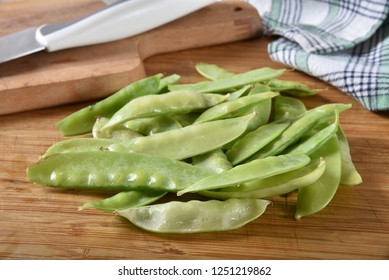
[1,0,389,260]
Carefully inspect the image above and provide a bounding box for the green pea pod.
[195,62,234,80]
[226,119,291,165]
[56,74,163,136]
[295,136,342,219]
[168,68,285,93]
[227,85,252,101]
[117,198,270,233]
[43,138,119,157]
[245,99,273,132]
[287,110,339,156]
[267,79,318,96]
[108,114,254,160]
[103,91,228,129]
[273,95,307,121]
[178,153,311,195]
[27,151,213,192]
[124,115,182,136]
[239,84,273,132]
[79,190,167,212]
[201,157,325,199]
[44,114,253,160]
[92,117,142,140]
[192,149,232,174]
[194,91,279,124]
[247,103,351,160]
[158,74,181,93]
[337,126,363,186]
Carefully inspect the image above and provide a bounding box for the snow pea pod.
[201,157,325,199]
[227,85,252,100]
[192,149,232,174]
[247,103,351,160]
[43,138,119,157]
[195,62,234,80]
[226,119,291,165]
[79,190,166,212]
[124,115,182,136]
[27,151,213,192]
[158,74,181,92]
[92,117,142,140]
[103,91,228,129]
[168,68,285,93]
[44,114,253,160]
[108,114,254,160]
[178,153,311,195]
[194,91,278,124]
[239,84,273,132]
[273,95,307,121]
[267,79,318,96]
[117,198,270,233]
[287,110,339,156]
[295,136,342,219]
[337,126,363,186]
[56,74,162,136]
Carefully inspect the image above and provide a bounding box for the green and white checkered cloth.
[248,0,389,111]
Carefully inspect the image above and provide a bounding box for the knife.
[0,0,263,115]
[0,0,216,64]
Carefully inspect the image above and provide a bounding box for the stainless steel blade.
[0,27,45,63]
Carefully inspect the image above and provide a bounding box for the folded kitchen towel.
[248,0,389,111]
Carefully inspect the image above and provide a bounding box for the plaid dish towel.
[248,0,389,111]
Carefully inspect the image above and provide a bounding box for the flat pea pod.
[273,95,307,121]
[124,115,182,136]
[158,74,181,92]
[337,126,363,186]
[247,103,351,160]
[108,114,254,160]
[227,85,252,101]
[267,79,318,96]
[117,198,270,233]
[194,91,279,124]
[79,190,166,211]
[168,68,285,93]
[287,110,339,156]
[239,85,273,132]
[43,138,119,157]
[201,157,325,199]
[56,74,162,136]
[195,62,234,80]
[178,153,311,195]
[27,151,213,192]
[92,117,142,140]
[295,136,342,219]
[226,119,291,165]
[103,91,228,129]
[192,149,232,174]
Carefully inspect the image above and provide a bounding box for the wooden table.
[1,1,388,260]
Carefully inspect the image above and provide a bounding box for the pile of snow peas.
[27,63,362,233]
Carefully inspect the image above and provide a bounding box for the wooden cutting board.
[0,0,262,115]
[1,0,388,260]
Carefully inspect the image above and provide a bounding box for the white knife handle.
[35,0,217,52]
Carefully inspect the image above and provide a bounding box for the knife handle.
[36,0,216,52]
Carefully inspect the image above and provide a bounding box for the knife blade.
[0,0,216,64]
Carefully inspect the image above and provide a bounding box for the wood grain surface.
[0,0,262,114]
[1,1,389,260]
